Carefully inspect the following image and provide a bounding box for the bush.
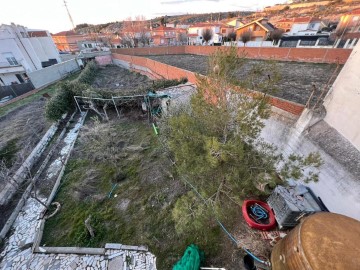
[76,61,98,84]
[45,80,90,121]
[45,61,98,121]
[151,77,188,91]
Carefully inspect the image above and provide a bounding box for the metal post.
[74,96,82,113]
[112,96,120,119]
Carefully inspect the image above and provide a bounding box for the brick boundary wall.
[112,53,305,115]
[112,46,352,64]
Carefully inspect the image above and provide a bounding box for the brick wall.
[112,46,352,64]
[112,52,305,115]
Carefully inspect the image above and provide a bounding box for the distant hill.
[73,11,254,34]
[71,0,360,34]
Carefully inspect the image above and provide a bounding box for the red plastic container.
[242,200,276,231]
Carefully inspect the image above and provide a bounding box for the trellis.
[74,84,195,121]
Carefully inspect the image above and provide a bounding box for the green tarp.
[173,244,205,270]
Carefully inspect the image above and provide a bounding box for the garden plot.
[39,65,274,269]
[147,54,341,106]
[91,65,152,95]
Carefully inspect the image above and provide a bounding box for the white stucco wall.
[0,38,34,72]
[261,108,360,221]
[37,35,61,63]
[0,73,19,85]
[19,37,42,70]
[28,37,48,62]
[323,42,360,151]
[28,59,79,88]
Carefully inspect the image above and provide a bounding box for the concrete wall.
[112,46,352,64]
[28,59,79,88]
[323,42,360,150]
[0,38,34,72]
[95,55,112,66]
[37,36,62,63]
[261,108,360,221]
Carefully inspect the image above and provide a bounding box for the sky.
[2,0,285,33]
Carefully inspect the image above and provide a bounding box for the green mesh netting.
[172,244,205,270]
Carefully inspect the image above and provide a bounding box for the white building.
[187,23,234,45]
[286,17,326,36]
[0,23,61,86]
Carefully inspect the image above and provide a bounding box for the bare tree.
[202,28,214,45]
[121,15,149,47]
[177,32,188,45]
[227,32,237,42]
[240,30,252,46]
[270,29,284,45]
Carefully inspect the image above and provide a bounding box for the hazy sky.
[2,0,284,33]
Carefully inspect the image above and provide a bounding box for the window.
[221,29,226,34]
[88,44,93,48]
[3,52,18,66]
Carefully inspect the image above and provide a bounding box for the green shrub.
[76,61,98,84]
[151,77,188,91]
[45,61,98,121]
[0,138,19,167]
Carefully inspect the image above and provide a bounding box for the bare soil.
[147,54,341,105]
[92,65,153,95]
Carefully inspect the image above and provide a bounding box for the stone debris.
[0,197,156,270]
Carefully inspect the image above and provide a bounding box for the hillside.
[72,0,360,34]
[74,11,254,34]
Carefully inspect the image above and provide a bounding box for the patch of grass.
[0,138,19,167]
[41,118,223,269]
[0,72,80,118]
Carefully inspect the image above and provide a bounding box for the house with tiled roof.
[223,18,244,28]
[187,22,234,45]
[334,9,360,48]
[286,17,326,36]
[150,26,178,46]
[235,18,275,41]
[51,30,90,52]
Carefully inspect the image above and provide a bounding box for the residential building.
[0,23,61,86]
[151,26,177,46]
[286,17,326,36]
[52,30,88,52]
[333,9,360,48]
[235,18,275,41]
[224,18,244,28]
[187,23,234,45]
[276,17,330,47]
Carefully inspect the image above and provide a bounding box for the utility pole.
[63,0,76,30]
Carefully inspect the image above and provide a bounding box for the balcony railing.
[0,61,21,68]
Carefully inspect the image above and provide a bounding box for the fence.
[0,82,34,100]
[28,59,80,89]
[112,46,352,64]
